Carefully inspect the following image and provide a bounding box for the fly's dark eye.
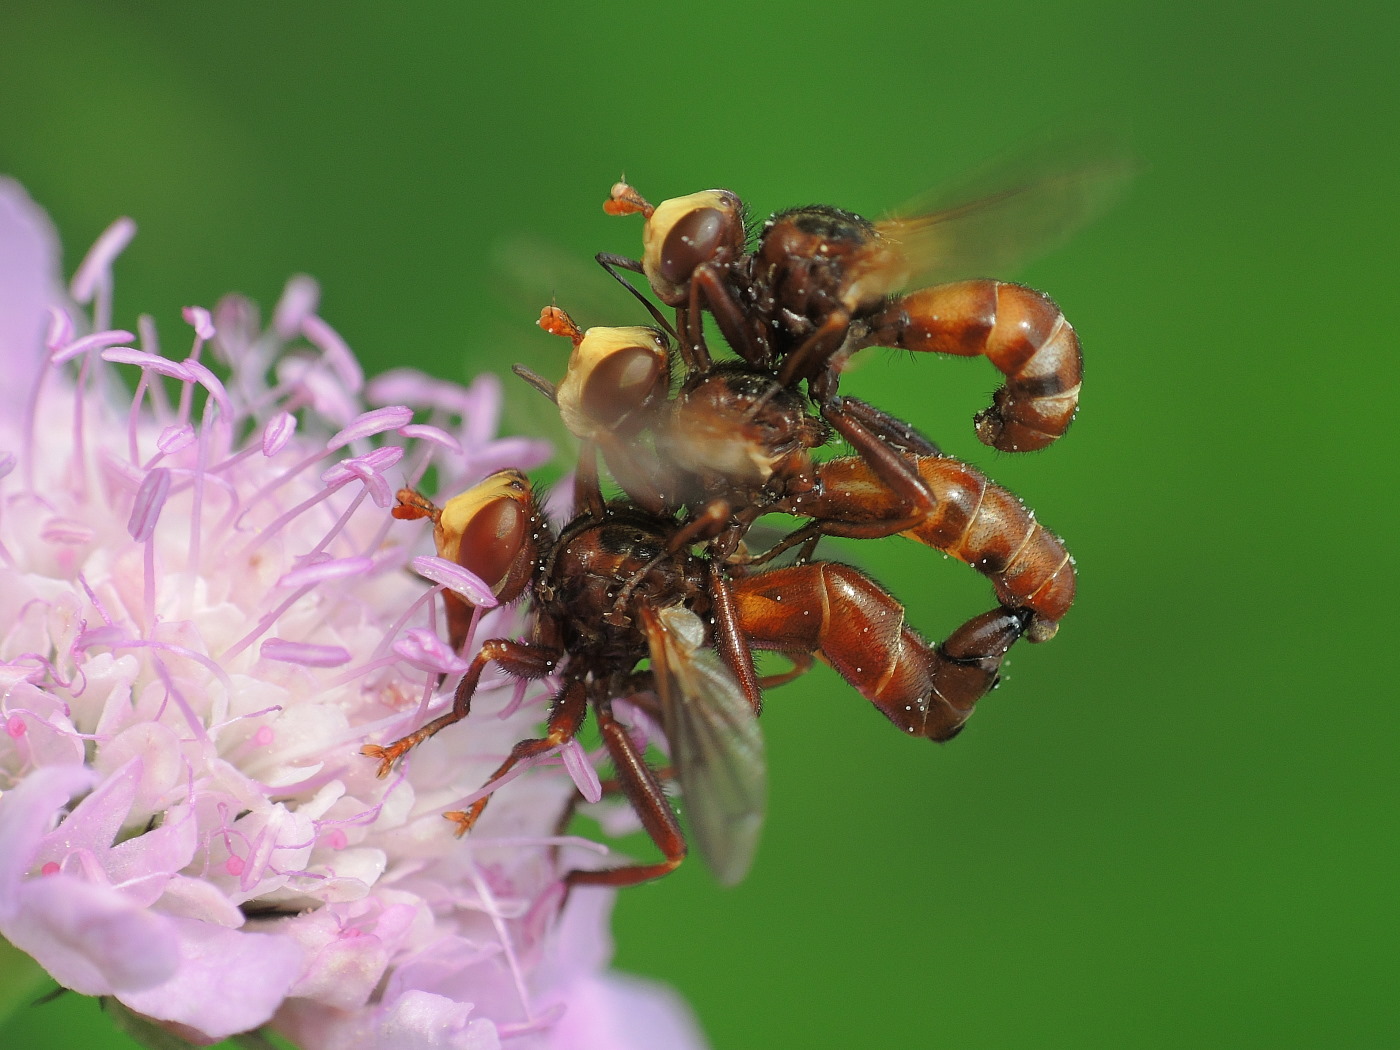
[434,470,538,605]
[555,325,670,441]
[459,496,528,592]
[641,189,743,306]
[658,207,727,286]
[581,345,669,434]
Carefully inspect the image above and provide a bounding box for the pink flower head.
[0,178,706,1050]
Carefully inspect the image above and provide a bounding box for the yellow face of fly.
[556,326,670,441]
[434,470,533,584]
[641,189,743,305]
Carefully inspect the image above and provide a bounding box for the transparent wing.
[488,234,672,511]
[489,232,666,331]
[645,604,766,886]
[875,133,1135,290]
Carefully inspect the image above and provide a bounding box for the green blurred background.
[1,2,1395,1047]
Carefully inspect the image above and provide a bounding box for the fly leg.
[361,638,560,776]
[444,674,587,837]
[565,699,687,888]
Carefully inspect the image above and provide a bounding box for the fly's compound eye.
[556,326,671,441]
[642,190,744,306]
[436,470,538,605]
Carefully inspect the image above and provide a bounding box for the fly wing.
[488,233,669,452]
[645,604,766,886]
[875,134,1135,290]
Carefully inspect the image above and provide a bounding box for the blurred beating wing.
[490,232,661,330]
[876,133,1135,291]
[645,604,766,886]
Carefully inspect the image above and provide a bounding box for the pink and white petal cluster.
[0,178,706,1050]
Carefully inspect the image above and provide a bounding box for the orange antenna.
[537,304,584,345]
[391,487,440,523]
[604,181,653,218]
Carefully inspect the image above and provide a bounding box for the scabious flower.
[0,178,707,1050]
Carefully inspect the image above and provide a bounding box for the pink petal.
[183,358,232,421]
[393,628,469,675]
[93,726,188,827]
[277,556,374,590]
[272,274,320,340]
[107,809,198,900]
[320,445,405,487]
[467,437,554,478]
[261,639,353,667]
[327,406,415,451]
[40,517,95,545]
[302,314,364,393]
[560,739,603,804]
[548,972,710,1050]
[534,883,613,988]
[354,445,406,472]
[377,990,499,1050]
[182,305,215,340]
[156,424,196,454]
[321,447,405,507]
[76,624,127,650]
[0,764,95,903]
[0,178,63,416]
[128,467,171,541]
[287,360,360,426]
[35,757,142,862]
[293,929,391,1010]
[211,293,260,361]
[155,875,244,927]
[117,918,306,1041]
[102,347,197,381]
[399,423,463,454]
[366,368,477,414]
[6,874,181,994]
[70,216,136,303]
[52,329,136,365]
[45,306,73,352]
[411,556,497,606]
[263,411,297,456]
[461,373,503,446]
